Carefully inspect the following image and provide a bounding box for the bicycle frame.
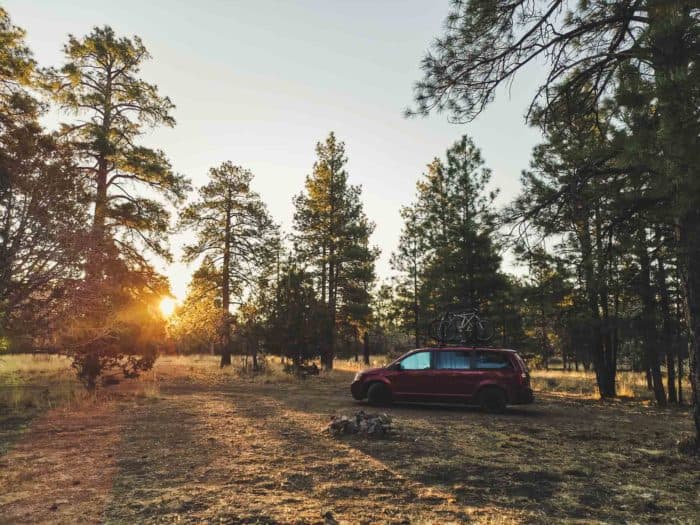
[452,311,477,332]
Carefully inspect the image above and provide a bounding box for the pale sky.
[7,0,543,301]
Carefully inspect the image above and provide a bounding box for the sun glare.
[159,297,177,317]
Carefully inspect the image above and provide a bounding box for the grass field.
[1,354,699,524]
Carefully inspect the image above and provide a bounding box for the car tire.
[478,387,506,413]
[367,382,392,406]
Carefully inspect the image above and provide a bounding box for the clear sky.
[6,0,543,301]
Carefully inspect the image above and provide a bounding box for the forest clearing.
[3,2,700,523]
[1,355,698,525]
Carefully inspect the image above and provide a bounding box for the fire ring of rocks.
[325,411,394,437]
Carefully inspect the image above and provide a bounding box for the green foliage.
[59,257,169,388]
[0,9,88,350]
[180,162,277,295]
[0,7,37,124]
[179,161,277,366]
[392,135,507,344]
[43,25,190,385]
[265,264,326,366]
[167,269,223,355]
[293,132,378,367]
[47,25,190,266]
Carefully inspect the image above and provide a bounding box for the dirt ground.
[1,356,699,524]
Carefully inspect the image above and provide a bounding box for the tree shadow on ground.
[104,396,216,523]
[245,378,696,524]
[0,412,38,457]
[116,370,699,524]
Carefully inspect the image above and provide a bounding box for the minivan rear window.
[474,351,512,370]
[436,351,472,370]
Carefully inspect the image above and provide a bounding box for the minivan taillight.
[521,372,530,386]
[514,354,530,385]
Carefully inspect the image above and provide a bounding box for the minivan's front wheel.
[367,382,392,406]
[478,387,506,413]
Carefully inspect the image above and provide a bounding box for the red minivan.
[350,347,533,412]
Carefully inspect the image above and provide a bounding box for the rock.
[325,411,394,437]
[323,510,339,525]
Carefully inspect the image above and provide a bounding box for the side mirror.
[388,362,401,371]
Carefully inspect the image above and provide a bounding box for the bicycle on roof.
[429,307,495,344]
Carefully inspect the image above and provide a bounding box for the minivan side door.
[433,350,479,399]
[472,350,516,392]
[387,350,435,399]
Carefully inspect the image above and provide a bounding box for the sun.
[159,297,177,318]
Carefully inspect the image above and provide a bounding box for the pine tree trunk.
[326,255,335,371]
[648,0,700,446]
[678,353,684,405]
[413,255,420,349]
[578,210,615,397]
[220,188,232,368]
[354,329,359,362]
[638,230,666,405]
[321,248,327,304]
[666,352,677,403]
[363,332,370,365]
[87,75,112,282]
[89,163,108,279]
[676,211,700,445]
[656,246,677,403]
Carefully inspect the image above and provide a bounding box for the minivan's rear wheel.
[367,382,392,406]
[478,387,506,413]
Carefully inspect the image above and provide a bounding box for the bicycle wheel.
[443,318,459,342]
[475,318,495,342]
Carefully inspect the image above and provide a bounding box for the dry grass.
[0,353,161,457]
[333,356,391,372]
[1,354,699,524]
[0,354,85,414]
[530,368,692,400]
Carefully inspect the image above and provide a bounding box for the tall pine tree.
[46,26,190,385]
[180,162,277,367]
[293,132,378,370]
[394,135,505,341]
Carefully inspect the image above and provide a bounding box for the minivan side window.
[435,351,472,370]
[399,351,431,370]
[475,351,512,370]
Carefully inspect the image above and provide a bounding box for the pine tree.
[394,135,505,340]
[44,26,189,385]
[293,132,378,369]
[180,162,277,367]
[508,104,628,397]
[391,204,427,348]
[413,0,700,448]
[437,135,504,309]
[265,263,326,370]
[0,9,87,349]
[48,26,189,275]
